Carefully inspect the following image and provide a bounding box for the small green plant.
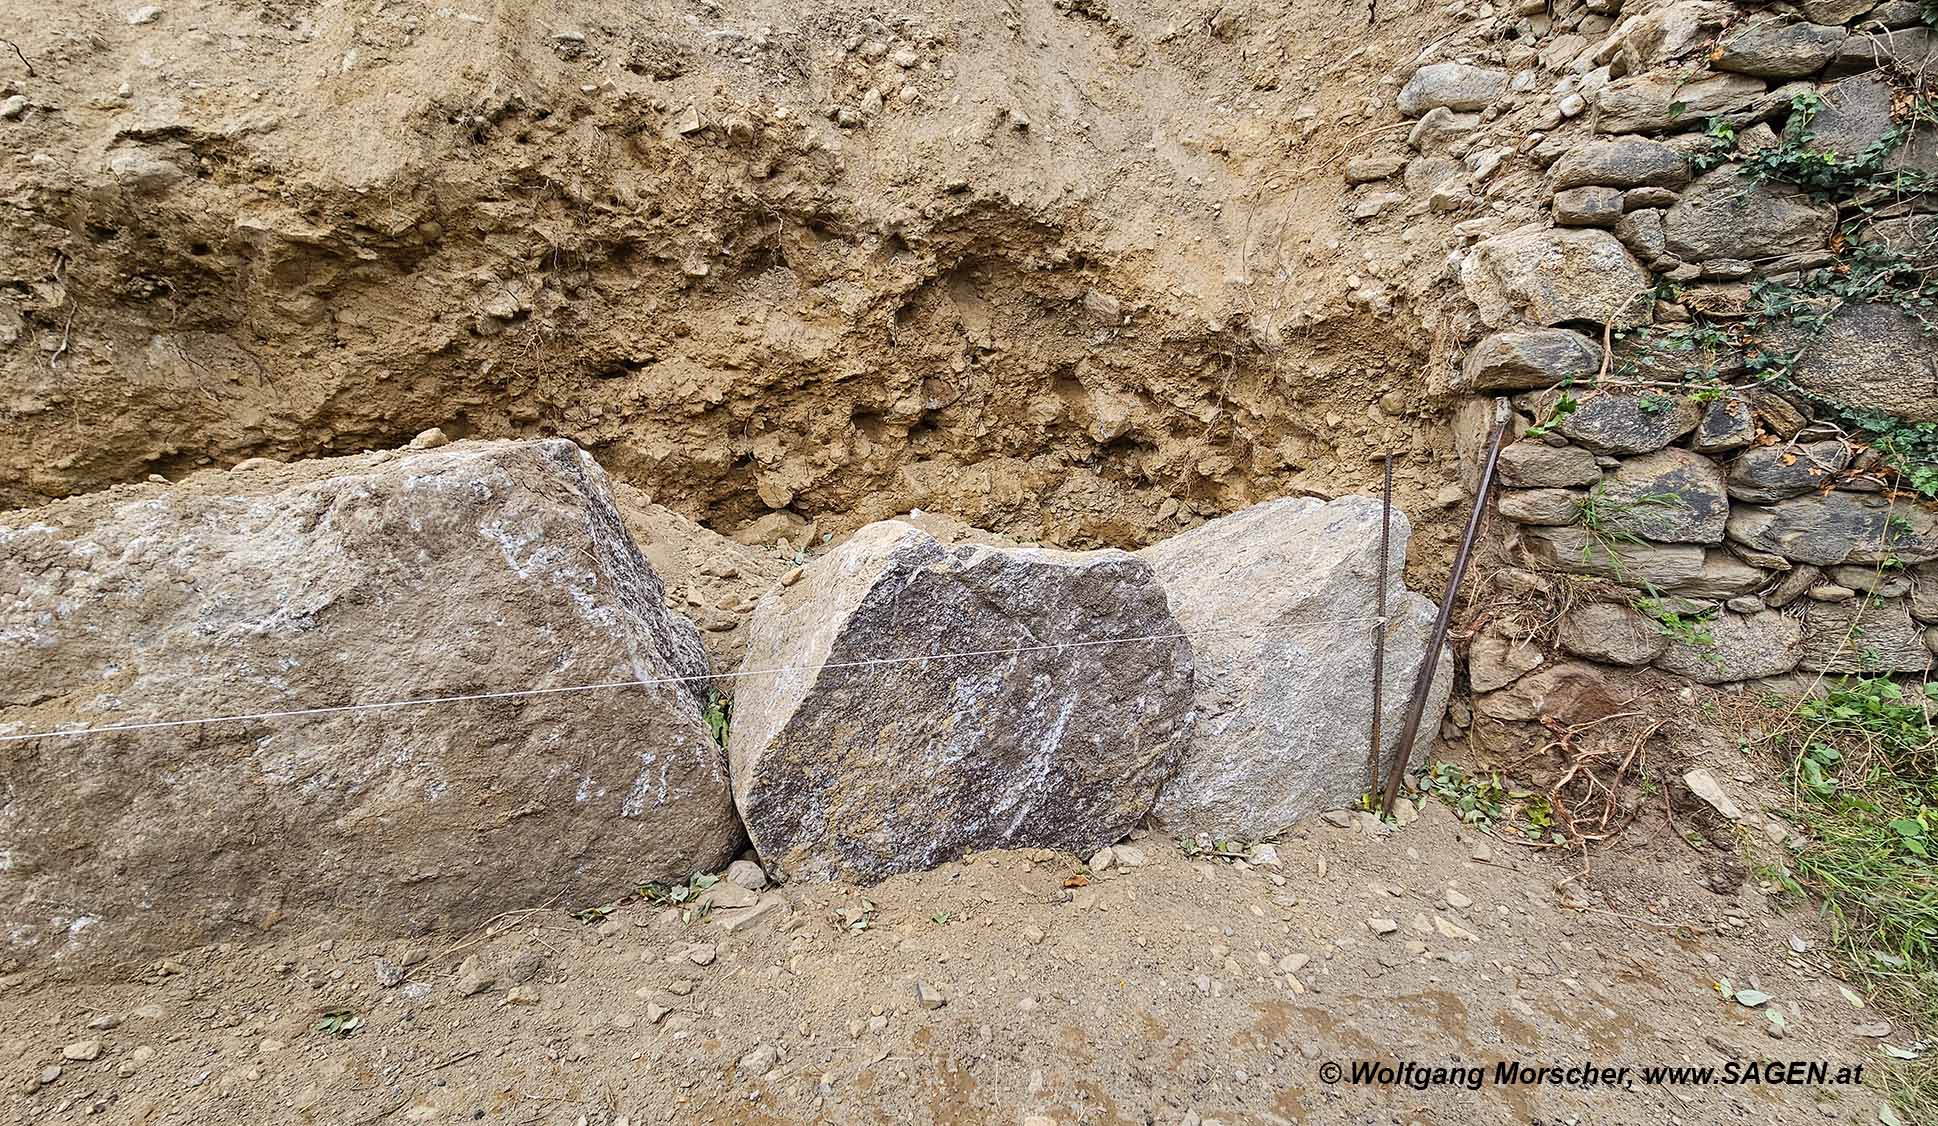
[1690,116,1737,174]
[1743,93,1928,200]
[930,910,953,925]
[1424,761,1505,827]
[1633,590,1718,650]
[314,1009,361,1038]
[1523,394,1578,438]
[703,689,731,746]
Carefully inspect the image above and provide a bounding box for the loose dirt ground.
[3,758,1900,1126]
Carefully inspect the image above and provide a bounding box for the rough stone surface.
[1594,72,1767,135]
[1515,525,1706,587]
[1762,305,1938,424]
[1675,551,1772,598]
[1619,2,1736,73]
[1498,442,1603,488]
[1690,396,1759,454]
[1461,227,1654,329]
[1142,497,1452,838]
[1550,138,1691,190]
[1828,28,1936,78]
[1474,661,1641,724]
[1914,566,1938,623]
[1558,602,1671,666]
[1346,154,1407,183]
[1397,63,1509,116]
[1726,440,1853,503]
[1459,329,1603,391]
[1801,598,1931,673]
[1595,448,1730,545]
[1498,488,1584,525]
[1553,186,1625,227]
[1654,610,1806,684]
[1727,493,1938,566]
[1470,631,1544,693]
[1664,167,1838,262]
[0,439,742,965]
[1539,390,1702,455]
[1614,208,1669,264]
[1714,21,1847,78]
[728,521,1195,882]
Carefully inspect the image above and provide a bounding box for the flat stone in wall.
[1726,440,1854,503]
[1727,492,1938,566]
[1595,448,1729,544]
[1800,598,1932,673]
[1655,610,1806,684]
[1761,305,1938,424]
[1558,602,1671,666]
[1535,390,1701,455]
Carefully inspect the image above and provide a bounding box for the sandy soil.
[2,758,1897,1126]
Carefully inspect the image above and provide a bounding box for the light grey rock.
[1714,21,1847,78]
[1800,0,1875,23]
[1654,610,1806,683]
[1727,440,1853,503]
[1690,396,1758,454]
[1740,387,1811,438]
[1459,329,1604,391]
[729,521,1194,882]
[1619,2,1736,72]
[1407,107,1481,151]
[1594,72,1766,134]
[1553,186,1625,227]
[1727,492,1938,565]
[1535,389,1702,455]
[1498,488,1585,525]
[1558,602,1670,666]
[1551,138,1691,189]
[1515,525,1707,586]
[0,440,741,965]
[1827,564,1911,597]
[1595,448,1731,544]
[1913,565,1938,622]
[1827,28,1936,78]
[1346,154,1408,183]
[1765,563,1825,608]
[1613,208,1669,263]
[1761,305,1938,424]
[1665,166,1838,262]
[1674,551,1773,597]
[1398,63,1510,116]
[725,859,768,890]
[1461,227,1654,329]
[1470,631,1544,692]
[1142,497,1450,838]
[1499,442,1603,488]
[1800,598,1930,672]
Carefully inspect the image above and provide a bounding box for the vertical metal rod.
[1366,454,1393,794]
[1379,413,1511,816]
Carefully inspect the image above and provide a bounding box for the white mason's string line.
[0,613,1400,745]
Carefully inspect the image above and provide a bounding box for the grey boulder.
[1665,166,1837,262]
[1398,63,1509,116]
[727,522,1195,882]
[1726,440,1853,503]
[1801,598,1930,673]
[1143,497,1451,838]
[1594,448,1730,545]
[1459,328,1604,391]
[1536,389,1701,455]
[1550,138,1690,190]
[1654,610,1806,684]
[1594,72,1766,135]
[0,439,742,966]
[1727,492,1938,566]
[1499,442,1604,488]
[1461,227,1655,329]
[1762,305,1938,424]
[1714,21,1847,79]
[1558,602,1671,666]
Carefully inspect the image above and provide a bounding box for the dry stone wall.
[1416,0,1938,710]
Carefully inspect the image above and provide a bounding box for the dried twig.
[1,37,33,77]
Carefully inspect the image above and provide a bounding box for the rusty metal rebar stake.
[1366,454,1393,794]
[1379,410,1511,816]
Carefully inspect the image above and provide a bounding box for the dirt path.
[3,790,1893,1125]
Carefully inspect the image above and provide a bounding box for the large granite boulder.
[1461,228,1655,329]
[0,440,742,966]
[728,522,1195,882]
[1665,166,1838,262]
[1140,498,1452,837]
[1727,492,1938,565]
